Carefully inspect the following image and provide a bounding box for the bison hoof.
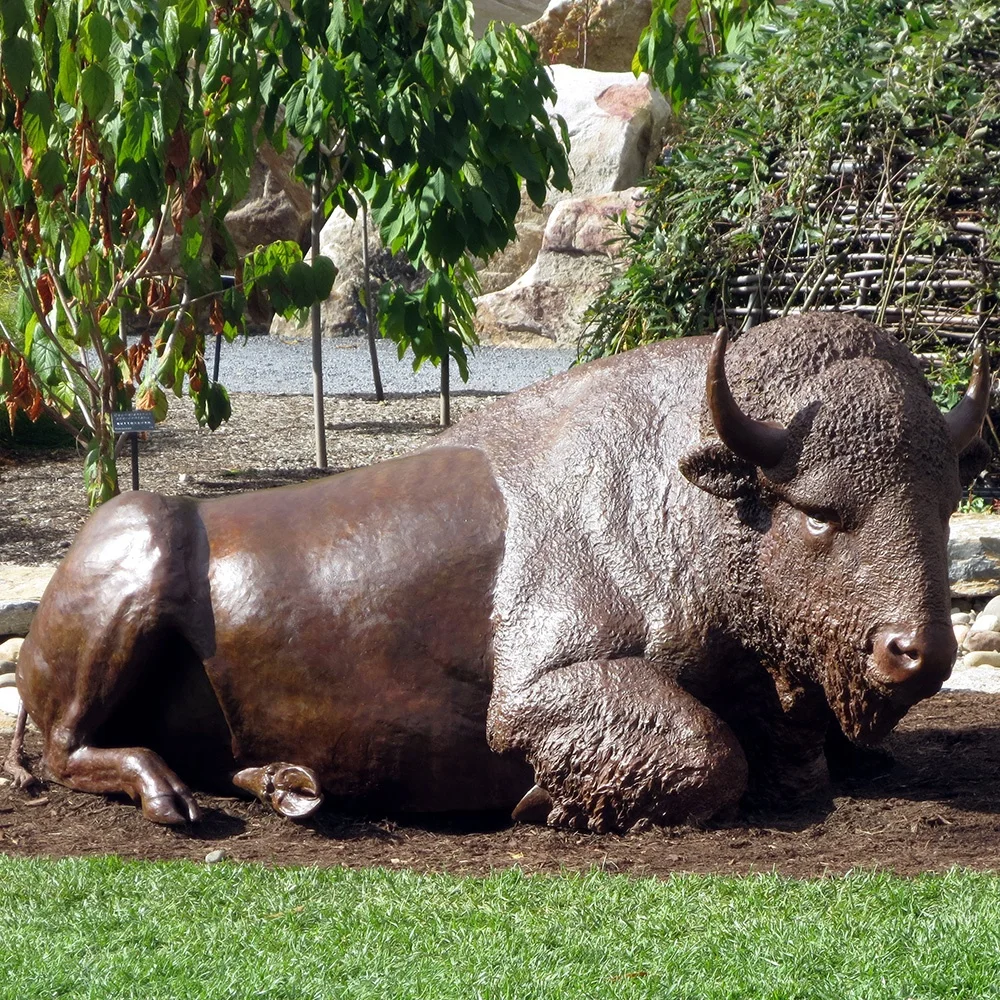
[233,762,323,820]
[511,784,554,825]
[143,791,202,826]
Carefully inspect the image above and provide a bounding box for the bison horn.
[944,345,992,453]
[707,327,789,468]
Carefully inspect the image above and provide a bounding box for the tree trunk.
[440,304,451,428]
[311,177,328,470]
[361,204,384,401]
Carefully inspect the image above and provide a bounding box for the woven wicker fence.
[722,142,1000,350]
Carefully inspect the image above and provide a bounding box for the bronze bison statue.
[8,314,992,831]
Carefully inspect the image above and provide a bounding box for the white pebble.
[981,596,1000,618]
[970,614,1000,633]
[963,650,1000,668]
[954,625,970,648]
[205,849,227,864]
[0,638,22,661]
[951,612,972,626]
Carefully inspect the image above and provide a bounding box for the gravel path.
[214,335,577,395]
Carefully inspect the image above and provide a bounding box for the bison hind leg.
[43,739,201,825]
[232,762,324,820]
[33,629,231,825]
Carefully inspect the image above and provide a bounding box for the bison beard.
[9,314,992,832]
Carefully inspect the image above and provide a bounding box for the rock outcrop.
[949,514,1000,598]
[476,0,551,28]
[527,0,657,72]
[476,188,642,346]
[472,66,668,347]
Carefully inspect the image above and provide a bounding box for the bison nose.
[871,624,956,696]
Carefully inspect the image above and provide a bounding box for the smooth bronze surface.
[13,314,992,832]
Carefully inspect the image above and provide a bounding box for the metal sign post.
[111,410,156,490]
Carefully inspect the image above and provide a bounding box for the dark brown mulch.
[3,692,1000,876]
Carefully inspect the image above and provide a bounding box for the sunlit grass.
[1,858,1000,999]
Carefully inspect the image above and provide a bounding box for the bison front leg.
[491,658,748,833]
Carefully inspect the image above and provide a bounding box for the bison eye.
[803,511,839,536]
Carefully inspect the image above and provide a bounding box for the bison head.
[680,315,991,743]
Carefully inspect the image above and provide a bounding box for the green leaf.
[180,222,204,267]
[327,0,345,47]
[1,36,33,100]
[285,260,315,308]
[52,0,77,40]
[80,64,114,119]
[176,0,208,51]
[84,435,118,507]
[57,39,78,102]
[0,351,13,394]
[203,31,228,92]
[67,218,92,269]
[118,99,153,163]
[35,149,66,197]
[525,178,546,208]
[163,8,180,67]
[79,12,113,63]
[467,187,492,223]
[311,256,337,300]
[28,328,61,386]
[21,91,53,158]
[205,381,230,430]
[503,136,542,183]
[0,0,29,34]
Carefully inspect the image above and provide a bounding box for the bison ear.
[958,436,992,490]
[678,442,757,500]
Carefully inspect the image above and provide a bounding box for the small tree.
[365,2,572,424]
[263,0,571,426]
[0,0,332,504]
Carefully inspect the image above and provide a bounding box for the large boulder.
[472,65,668,346]
[0,601,38,639]
[475,0,551,27]
[548,65,668,196]
[225,142,312,256]
[527,0,658,72]
[0,562,56,640]
[476,187,643,346]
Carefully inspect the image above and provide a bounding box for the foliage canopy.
[583,0,1000,386]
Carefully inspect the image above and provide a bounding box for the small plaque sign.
[111,410,156,433]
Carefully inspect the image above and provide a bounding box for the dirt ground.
[2,392,1000,876]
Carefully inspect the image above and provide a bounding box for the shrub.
[582,0,1000,385]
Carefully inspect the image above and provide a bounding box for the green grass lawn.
[2,859,1000,999]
